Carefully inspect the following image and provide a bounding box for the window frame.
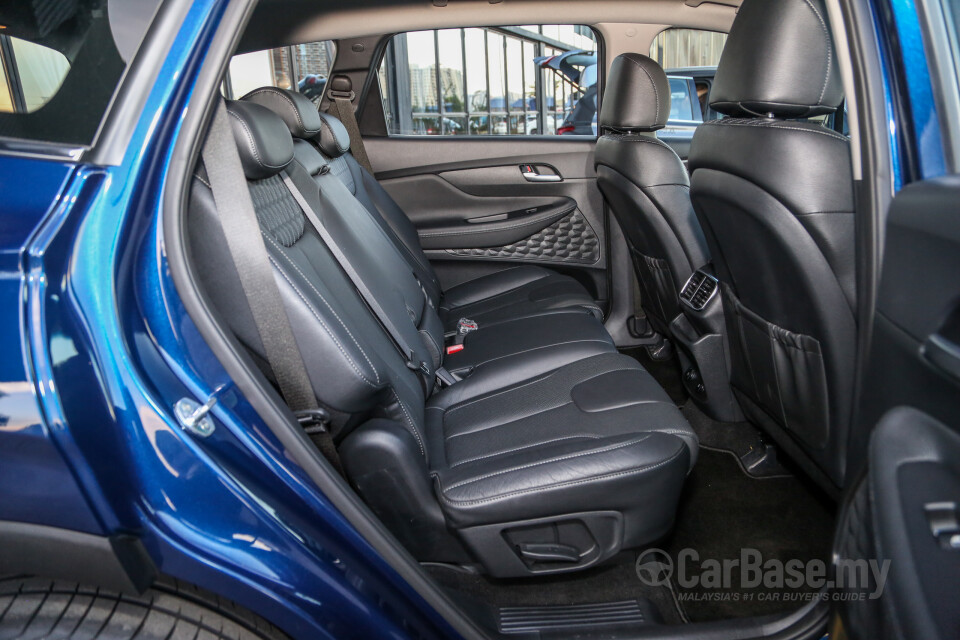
[373,24,604,139]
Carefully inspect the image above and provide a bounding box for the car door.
[830,1,960,637]
[351,26,619,324]
[832,177,960,640]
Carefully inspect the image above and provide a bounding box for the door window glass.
[378,26,599,136]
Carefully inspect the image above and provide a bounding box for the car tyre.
[0,575,288,639]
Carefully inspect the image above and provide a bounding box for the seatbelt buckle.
[446,344,464,355]
[296,409,331,434]
[456,318,478,345]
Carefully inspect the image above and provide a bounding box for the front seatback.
[687,0,856,486]
[595,53,709,335]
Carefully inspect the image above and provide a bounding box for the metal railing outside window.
[379,26,596,136]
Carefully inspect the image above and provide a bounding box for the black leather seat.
[189,96,698,577]
[595,53,709,338]
[243,87,617,382]
[687,0,855,486]
[242,86,601,332]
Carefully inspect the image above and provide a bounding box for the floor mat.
[664,446,836,622]
[425,550,686,627]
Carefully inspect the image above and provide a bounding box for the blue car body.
[0,0,947,637]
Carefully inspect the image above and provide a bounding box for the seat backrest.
[687,0,856,486]
[243,87,444,306]
[189,99,435,457]
[594,53,709,334]
[241,88,448,368]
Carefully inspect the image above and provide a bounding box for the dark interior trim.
[839,0,896,483]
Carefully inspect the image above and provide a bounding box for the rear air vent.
[680,270,719,311]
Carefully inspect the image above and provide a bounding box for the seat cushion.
[426,353,698,535]
[439,266,601,331]
[442,310,616,380]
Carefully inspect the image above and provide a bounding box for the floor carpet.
[664,425,836,621]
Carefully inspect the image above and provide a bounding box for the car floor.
[425,349,836,627]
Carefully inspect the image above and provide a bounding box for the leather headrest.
[710,0,843,118]
[599,53,670,132]
[225,100,294,180]
[315,112,351,158]
[241,86,323,139]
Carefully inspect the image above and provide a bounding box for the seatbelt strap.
[201,100,343,474]
[281,171,431,386]
[329,96,374,175]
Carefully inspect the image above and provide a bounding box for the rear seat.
[243,87,616,381]
[189,95,697,577]
[241,86,602,332]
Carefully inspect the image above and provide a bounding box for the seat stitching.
[227,110,288,170]
[445,435,655,490]
[264,234,380,383]
[441,369,563,417]
[391,388,425,457]
[437,445,685,506]
[446,265,529,289]
[446,401,576,440]
[799,0,832,104]
[602,134,673,150]
[267,255,379,389]
[320,116,349,154]
[448,435,602,468]
[622,54,660,122]
[446,278,583,314]
[442,362,641,418]
[704,119,848,142]
[468,339,614,370]
[245,88,322,136]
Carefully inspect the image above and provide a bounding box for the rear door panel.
[365,136,608,302]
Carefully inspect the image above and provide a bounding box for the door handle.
[921,332,960,383]
[519,164,562,183]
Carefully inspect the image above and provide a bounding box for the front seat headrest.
[709,0,843,118]
[598,53,670,132]
[241,86,324,140]
[224,100,295,180]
